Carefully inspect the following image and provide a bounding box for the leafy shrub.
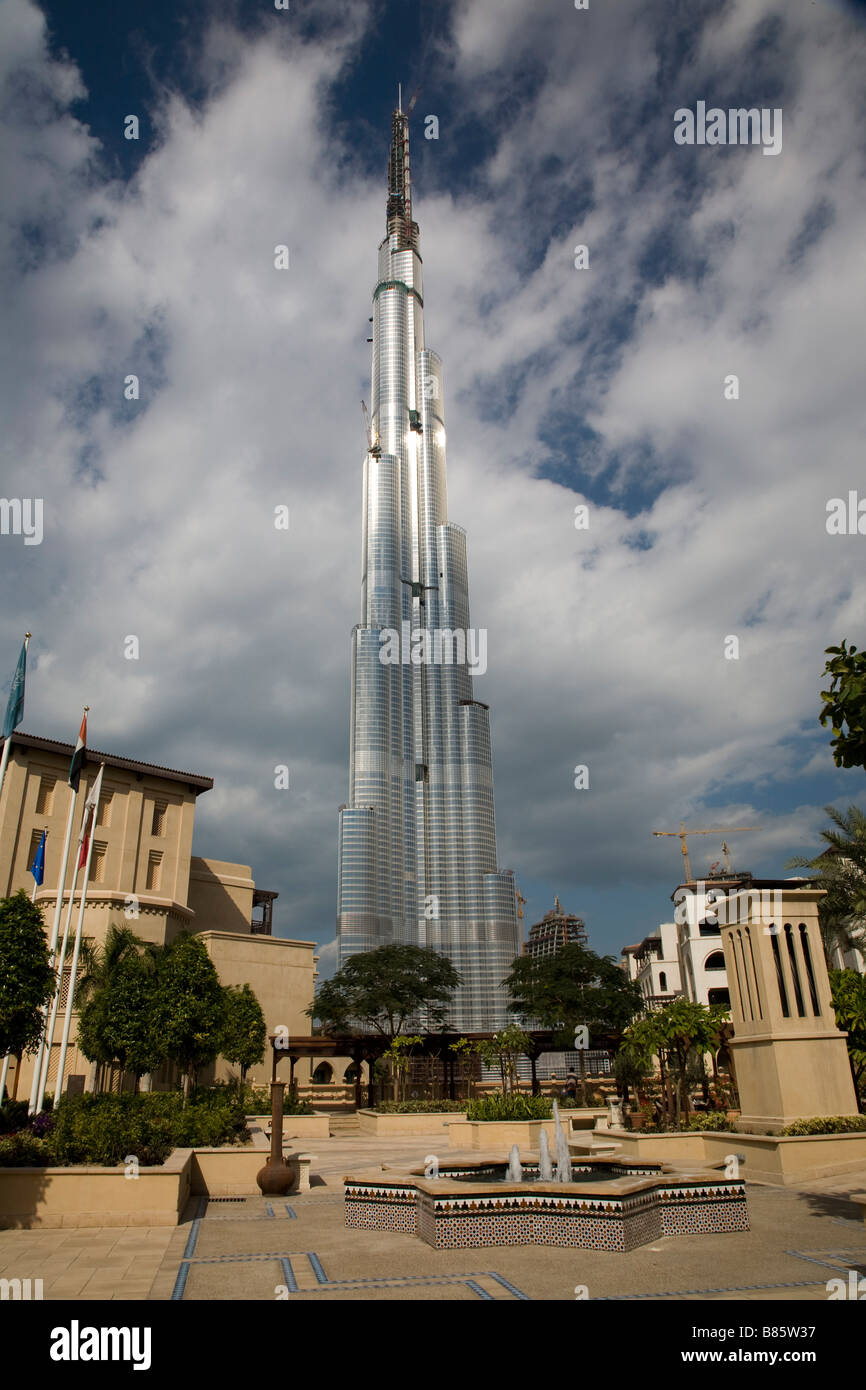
[779,1115,866,1136]
[0,1087,259,1168]
[29,1110,56,1139]
[682,1113,732,1132]
[0,1099,30,1135]
[466,1093,553,1122]
[49,1095,174,1167]
[373,1099,467,1114]
[0,1131,52,1166]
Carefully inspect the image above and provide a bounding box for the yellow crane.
[651,823,759,883]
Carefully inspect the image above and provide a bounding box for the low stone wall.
[446,1119,563,1151]
[0,1149,193,1229]
[247,1113,331,1140]
[606,1128,866,1186]
[357,1110,467,1137]
[0,1137,324,1226]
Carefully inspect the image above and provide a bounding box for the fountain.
[505,1144,523,1182]
[537,1127,553,1181]
[552,1100,571,1183]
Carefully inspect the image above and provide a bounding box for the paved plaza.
[1,1133,865,1302]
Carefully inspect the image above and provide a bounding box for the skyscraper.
[336,98,519,1032]
[524,898,588,960]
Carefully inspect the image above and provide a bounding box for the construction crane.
[361,400,381,457]
[652,823,759,883]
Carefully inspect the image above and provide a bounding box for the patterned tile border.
[344,1173,748,1251]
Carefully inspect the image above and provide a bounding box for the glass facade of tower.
[336,105,519,1031]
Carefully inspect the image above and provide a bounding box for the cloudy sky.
[2,0,865,972]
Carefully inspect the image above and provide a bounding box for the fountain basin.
[344,1156,748,1251]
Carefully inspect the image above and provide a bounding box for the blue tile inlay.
[279,1257,298,1293]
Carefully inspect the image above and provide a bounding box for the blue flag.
[30,829,46,887]
[2,639,27,740]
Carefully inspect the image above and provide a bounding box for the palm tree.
[788,805,866,967]
[75,924,161,1092]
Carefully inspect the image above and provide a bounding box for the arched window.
[704,951,726,972]
[659,971,667,992]
[344,1064,359,1084]
[312,1062,333,1084]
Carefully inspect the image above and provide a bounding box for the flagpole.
[29,706,88,1114]
[0,633,30,803]
[54,764,104,1108]
[35,855,82,1113]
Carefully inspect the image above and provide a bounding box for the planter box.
[357,1109,467,1137]
[606,1127,866,1186]
[0,1136,323,1227]
[247,1113,331,1140]
[446,1119,562,1151]
[0,1148,194,1229]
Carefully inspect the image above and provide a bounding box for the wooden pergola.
[269,1030,621,1109]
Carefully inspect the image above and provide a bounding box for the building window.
[36,776,56,815]
[28,827,44,867]
[151,800,167,837]
[704,951,726,972]
[312,1063,333,1084]
[97,792,113,828]
[659,971,667,992]
[146,852,162,891]
[707,987,730,1007]
[91,841,107,884]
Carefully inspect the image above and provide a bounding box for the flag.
[77,765,104,870]
[2,639,27,740]
[68,712,87,792]
[30,830,46,887]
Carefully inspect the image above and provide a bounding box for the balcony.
[251,887,278,937]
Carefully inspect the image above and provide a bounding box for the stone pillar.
[720,883,858,1132]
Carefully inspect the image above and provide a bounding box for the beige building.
[0,731,318,1098]
[716,877,859,1131]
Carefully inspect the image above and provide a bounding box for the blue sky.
[2,0,866,971]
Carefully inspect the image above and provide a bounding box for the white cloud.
[2,0,865,967]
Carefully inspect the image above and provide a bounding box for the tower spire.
[386,97,418,250]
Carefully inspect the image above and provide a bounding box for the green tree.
[621,1000,728,1124]
[308,944,461,1042]
[152,933,226,1096]
[505,942,642,1043]
[820,641,866,771]
[787,805,866,965]
[451,1025,532,1097]
[382,1034,423,1102]
[76,952,164,1091]
[75,923,158,1010]
[220,983,266,1082]
[829,968,866,1102]
[0,891,55,1098]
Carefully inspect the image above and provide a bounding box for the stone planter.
[446,1119,560,1151]
[247,1113,331,1140]
[357,1109,467,1137]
